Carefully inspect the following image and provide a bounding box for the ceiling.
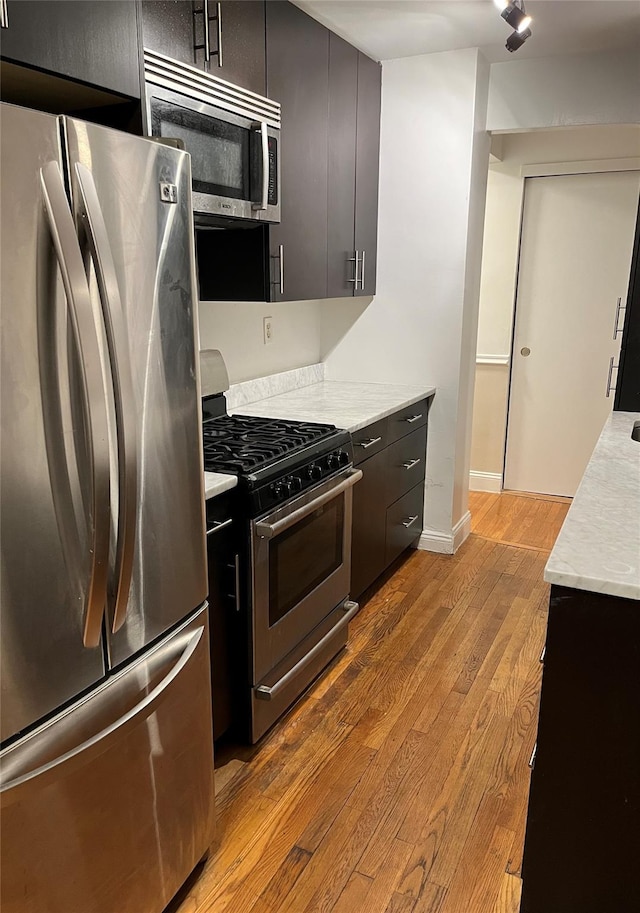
[293,1,640,63]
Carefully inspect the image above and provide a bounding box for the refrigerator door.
[0,103,108,744]
[0,605,215,913]
[63,118,208,667]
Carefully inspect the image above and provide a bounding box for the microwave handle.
[252,121,269,212]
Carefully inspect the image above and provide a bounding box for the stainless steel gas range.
[202,390,361,743]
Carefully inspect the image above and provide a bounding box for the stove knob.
[338,450,350,467]
[327,452,341,471]
[289,475,303,493]
[273,481,289,498]
[307,464,322,481]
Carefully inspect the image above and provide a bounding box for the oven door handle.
[254,600,359,701]
[255,469,363,540]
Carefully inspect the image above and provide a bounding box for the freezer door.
[0,103,108,744]
[0,605,215,913]
[63,118,208,667]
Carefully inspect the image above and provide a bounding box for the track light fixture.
[493,0,533,53]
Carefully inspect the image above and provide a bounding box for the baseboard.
[418,510,472,555]
[469,471,502,493]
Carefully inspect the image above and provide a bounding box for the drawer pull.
[357,436,382,450]
[402,458,422,471]
[206,517,233,536]
[402,515,419,529]
[539,645,546,663]
[404,413,423,424]
[529,743,537,769]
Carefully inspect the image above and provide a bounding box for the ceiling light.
[517,15,532,33]
[500,2,530,32]
[493,0,510,10]
[506,27,532,52]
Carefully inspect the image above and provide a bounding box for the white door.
[504,171,640,497]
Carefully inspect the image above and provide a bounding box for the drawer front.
[352,418,388,466]
[385,482,424,567]
[388,398,430,444]
[386,425,427,504]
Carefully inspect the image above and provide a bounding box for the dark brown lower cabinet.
[350,398,431,601]
[205,491,240,742]
[520,584,640,913]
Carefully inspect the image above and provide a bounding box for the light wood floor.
[171,492,569,913]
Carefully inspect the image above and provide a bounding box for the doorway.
[503,170,640,497]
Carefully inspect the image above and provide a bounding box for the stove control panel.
[255,444,354,516]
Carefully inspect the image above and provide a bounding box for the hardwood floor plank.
[178,492,560,913]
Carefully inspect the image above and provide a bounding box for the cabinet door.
[1,1,140,99]
[266,1,328,302]
[327,33,358,299]
[615,196,640,412]
[141,1,197,67]
[351,447,388,600]
[354,52,381,297]
[215,2,266,96]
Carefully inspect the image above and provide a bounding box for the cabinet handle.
[278,244,284,294]
[402,458,421,471]
[404,413,423,424]
[356,436,382,450]
[226,555,241,612]
[402,515,419,529]
[215,2,223,67]
[613,296,626,340]
[203,0,211,61]
[347,251,360,288]
[360,249,366,291]
[606,356,618,398]
[529,743,537,769]
[206,517,233,537]
[539,645,546,663]
[1,0,8,29]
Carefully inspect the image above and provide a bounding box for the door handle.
[402,515,419,529]
[255,469,362,540]
[356,436,382,450]
[40,161,111,649]
[348,251,360,288]
[1,0,8,28]
[252,122,269,212]
[75,163,138,636]
[404,413,423,424]
[359,249,366,291]
[402,458,421,471]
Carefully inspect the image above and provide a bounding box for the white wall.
[488,49,640,133]
[198,299,321,384]
[322,48,490,551]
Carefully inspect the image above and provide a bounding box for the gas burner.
[202,414,338,474]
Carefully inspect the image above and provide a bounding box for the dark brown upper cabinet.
[614,195,640,412]
[0,0,141,100]
[266,0,329,302]
[141,1,266,97]
[327,36,381,299]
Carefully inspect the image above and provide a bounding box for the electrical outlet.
[263,316,273,345]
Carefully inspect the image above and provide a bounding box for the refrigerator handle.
[0,624,204,806]
[74,163,138,635]
[40,161,111,648]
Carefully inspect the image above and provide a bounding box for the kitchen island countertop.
[230,380,436,433]
[544,411,640,600]
[204,471,237,501]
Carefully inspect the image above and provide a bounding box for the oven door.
[251,468,362,684]
[147,87,280,224]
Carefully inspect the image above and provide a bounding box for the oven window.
[150,99,249,199]
[269,498,344,626]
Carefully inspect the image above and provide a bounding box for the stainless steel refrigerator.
[0,102,214,913]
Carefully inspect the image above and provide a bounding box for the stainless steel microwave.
[144,49,281,226]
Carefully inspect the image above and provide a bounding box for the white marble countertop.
[231,380,436,433]
[545,411,640,600]
[204,471,237,501]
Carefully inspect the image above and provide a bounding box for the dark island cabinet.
[615,195,640,411]
[266,0,329,302]
[141,0,266,96]
[520,584,640,913]
[1,1,141,99]
[327,34,381,299]
[350,399,431,601]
